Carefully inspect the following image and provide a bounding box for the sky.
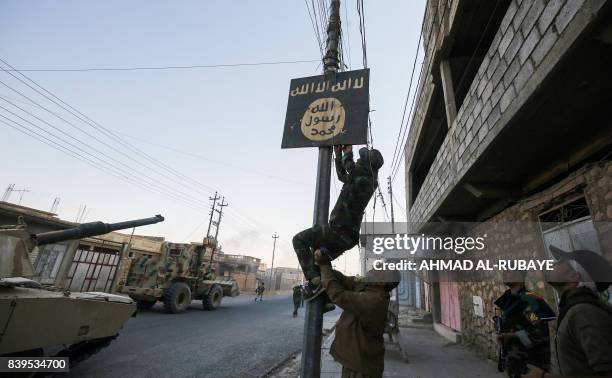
[0,0,425,275]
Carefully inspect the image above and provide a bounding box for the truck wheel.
[136,300,156,310]
[203,285,223,311]
[163,282,191,313]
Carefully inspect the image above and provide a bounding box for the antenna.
[49,197,60,213]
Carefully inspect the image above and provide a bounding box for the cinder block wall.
[406,0,607,222]
[458,160,612,359]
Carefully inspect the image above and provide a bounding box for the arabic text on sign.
[290,77,365,97]
[300,98,345,142]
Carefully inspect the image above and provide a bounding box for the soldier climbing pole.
[282,0,369,375]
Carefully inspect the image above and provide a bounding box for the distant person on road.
[315,249,400,378]
[292,285,303,317]
[524,246,612,378]
[293,145,383,299]
[255,281,265,302]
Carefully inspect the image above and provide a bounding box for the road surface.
[70,294,307,377]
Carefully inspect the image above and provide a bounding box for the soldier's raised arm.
[334,145,349,183]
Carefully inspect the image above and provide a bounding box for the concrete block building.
[403,0,612,357]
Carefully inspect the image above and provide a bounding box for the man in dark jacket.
[315,249,400,377]
[292,285,303,317]
[524,246,612,378]
[255,281,265,302]
[293,145,383,297]
[494,271,555,375]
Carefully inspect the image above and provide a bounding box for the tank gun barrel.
[33,214,164,245]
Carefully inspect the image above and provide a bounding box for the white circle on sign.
[300,98,345,141]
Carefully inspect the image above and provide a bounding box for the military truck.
[118,236,239,313]
[0,215,164,361]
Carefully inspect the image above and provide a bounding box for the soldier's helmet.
[358,147,384,171]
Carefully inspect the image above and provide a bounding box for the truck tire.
[203,285,223,311]
[136,300,156,310]
[163,282,191,313]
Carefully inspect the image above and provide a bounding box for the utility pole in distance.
[388,176,401,308]
[213,197,228,241]
[301,1,341,377]
[210,197,228,264]
[207,191,220,237]
[388,177,395,234]
[269,233,279,291]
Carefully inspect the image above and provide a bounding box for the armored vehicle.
[0,214,164,361]
[119,237,239,313]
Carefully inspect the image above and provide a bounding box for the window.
[34,243,67,284]
[538,196,611,304]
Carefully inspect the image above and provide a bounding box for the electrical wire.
[391,3,449,184]
[0,116,211,214]
[0,57,266,232]
[3,59,321,72]
[388,22,424,174]
[0,57,218,197]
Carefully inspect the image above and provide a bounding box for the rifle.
[493,309,507,373]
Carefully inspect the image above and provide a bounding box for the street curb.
[260,349,301,378]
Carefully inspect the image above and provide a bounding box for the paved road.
[70,294,306,378]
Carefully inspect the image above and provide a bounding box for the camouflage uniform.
[320,264,396,377]
[293,148,382,281]
[255,283,265,301]
[292,285,303,317]
[494,288,555,373]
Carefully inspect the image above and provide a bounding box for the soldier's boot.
[303,280,324,302]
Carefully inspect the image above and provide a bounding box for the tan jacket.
[321,264,390,377]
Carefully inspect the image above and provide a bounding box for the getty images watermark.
[357,222,589,282]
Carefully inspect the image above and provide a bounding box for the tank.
[0,214,164,361]
[118,236,240,313]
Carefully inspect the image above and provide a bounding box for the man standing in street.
[315,249,400,378]
[255,281,265,302]
[525,246,612,378]
[292,284,303,317]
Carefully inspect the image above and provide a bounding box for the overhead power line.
[3,59,321,72]
[0,57,261,231]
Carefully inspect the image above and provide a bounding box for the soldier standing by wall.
[494,270,555,376]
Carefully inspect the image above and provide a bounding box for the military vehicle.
[0,214,164,361]
[119,237,240,313]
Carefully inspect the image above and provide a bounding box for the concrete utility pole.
[301,1,341,376]
[269,233,279,290]
[387,177,395,234]
[210,197,228,264]
[213,197,228,241]
[207,191,220,237]
[388,176,400,307]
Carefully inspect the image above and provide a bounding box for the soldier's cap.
[364,268,401,290]
[549,245,612,292]
[358,147,384,171]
